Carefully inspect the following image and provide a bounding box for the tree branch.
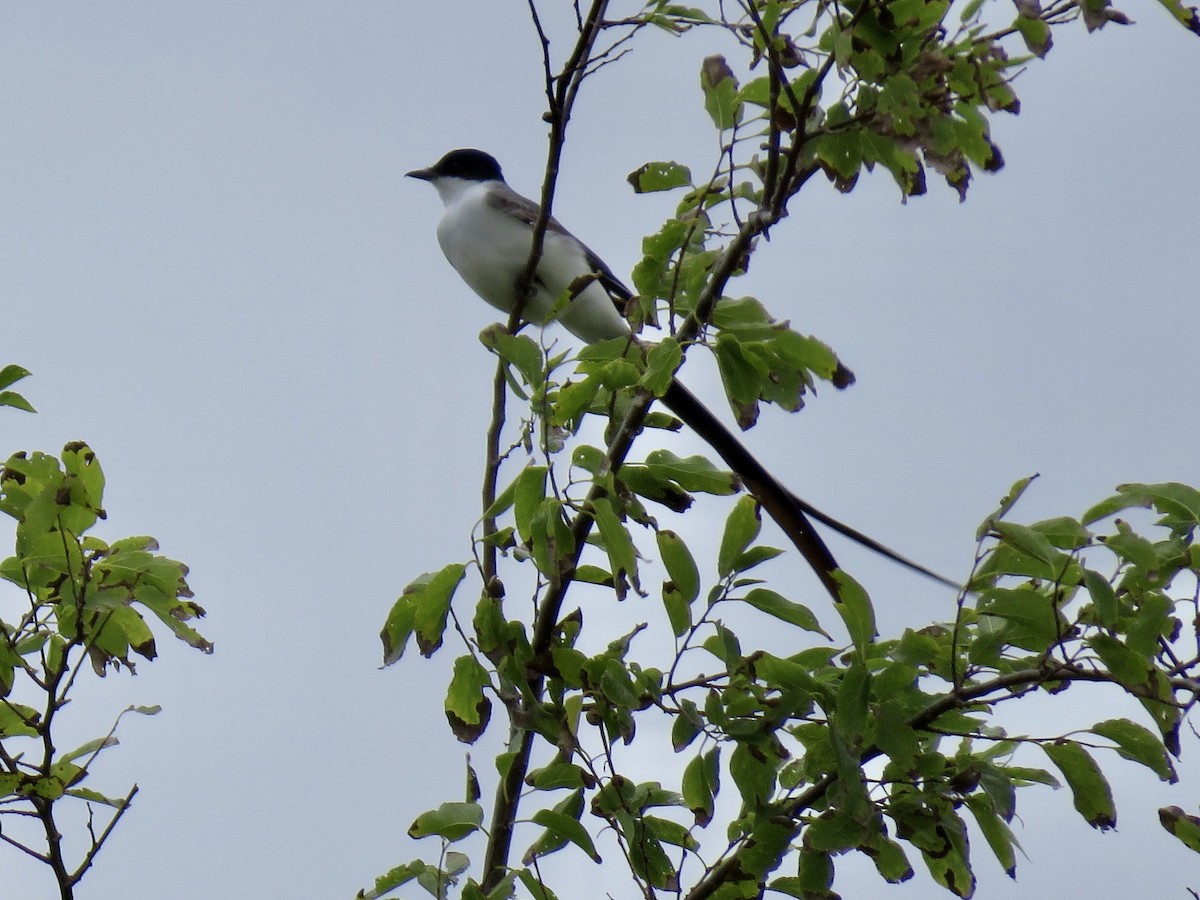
[479,4,613,891]
[684,659,1175,900]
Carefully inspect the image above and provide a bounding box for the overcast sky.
[2,2,1198,898]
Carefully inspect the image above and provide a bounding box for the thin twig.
[67,784,138,888]
[0,827,50,863]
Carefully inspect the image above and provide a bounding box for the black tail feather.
[660,381,957,599]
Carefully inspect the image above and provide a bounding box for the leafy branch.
[0,377,211,898]
[370,2,1200,898]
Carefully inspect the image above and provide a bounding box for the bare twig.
[67,784,138,889]
[0,827,50,863]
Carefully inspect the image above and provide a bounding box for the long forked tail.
[660,381,958,601]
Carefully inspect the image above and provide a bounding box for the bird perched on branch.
[407,148,953,600]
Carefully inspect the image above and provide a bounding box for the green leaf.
[633,219,692,299]
[1159,806,1200,852]
[874,701,920,771]
[0,364,31,390]
[1081,490,1141,525]
[753,652,824,701]
[700,54,743,130]
[916,810,975,897]
[977,587,1062,654]
[804,809,867,854]
[711,295,772,329]
[1099,532,1156,573]
[0,771,20,798]
[1153,0,1200,34]
[1003,765,1061,790]
[65,787,129,808]
[1031,515,1090,550]
[445,655,493,744]
[813,130,864,185]
[1014,13,1052,57]
[50,758,84,791]
[571,563,612,586]
[480,328,545,390]
[0,701,39,737]
[1041,741,1116,830]
[658,529,699,637]
[1125,593,1173,658]
[641,338,682,396]
[527,497,575,580]
[738,75,776,108]
[713,333,767,428]
[60,736,118,764]
[835,662,871,744]
[682,746,719,826]
[729,742,775,809]
[627,161,693,193]
[619,811,677,889]
[1091,718,1177,782]
[719,496,761,577]
[644,450,738,495]
[516,868,561,900]
[1120,482,1200,526]
[643,815,697,850]
[1082,567,1118,627]
[512,466,549,544]
[661,581,691,637]
[0,365,34,412]
[770,329,849,388]
[865,834,915,883]
[27,775,66,800]
[356,860,427,899]
[976,475,1038,540]
[62,441,105,514]
[0,390,35,413]
[1088,634,1152,687]
[671,699,704,753]
[381,563,467,665]
[99,606,157,664]
[732,544,783,573]
[741,588,829,638]
[553,375,602,425]
[529,794,601,863]
[657,529,699,604]
[992,521,1061,566]
[654,4,715,24]
[833,571,876,659]
[527,763,590,791]
[12,463,67,554]
[407,801,484,842]
[596,656,642,709]
[590,497,639,595]
[965,794,1018,877]
[795,849,835,895]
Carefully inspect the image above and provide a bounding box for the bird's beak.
[405,167,435,181]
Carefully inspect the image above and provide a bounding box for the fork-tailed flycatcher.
[407,148,953,600]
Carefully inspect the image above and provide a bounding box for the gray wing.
[489,189,634,305]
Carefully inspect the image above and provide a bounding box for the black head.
[406,148,504,183]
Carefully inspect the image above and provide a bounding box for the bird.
[406,148,953,600]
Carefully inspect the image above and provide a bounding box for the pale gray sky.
[2,2,1198,898]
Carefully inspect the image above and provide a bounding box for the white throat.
[429,175,492,208]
